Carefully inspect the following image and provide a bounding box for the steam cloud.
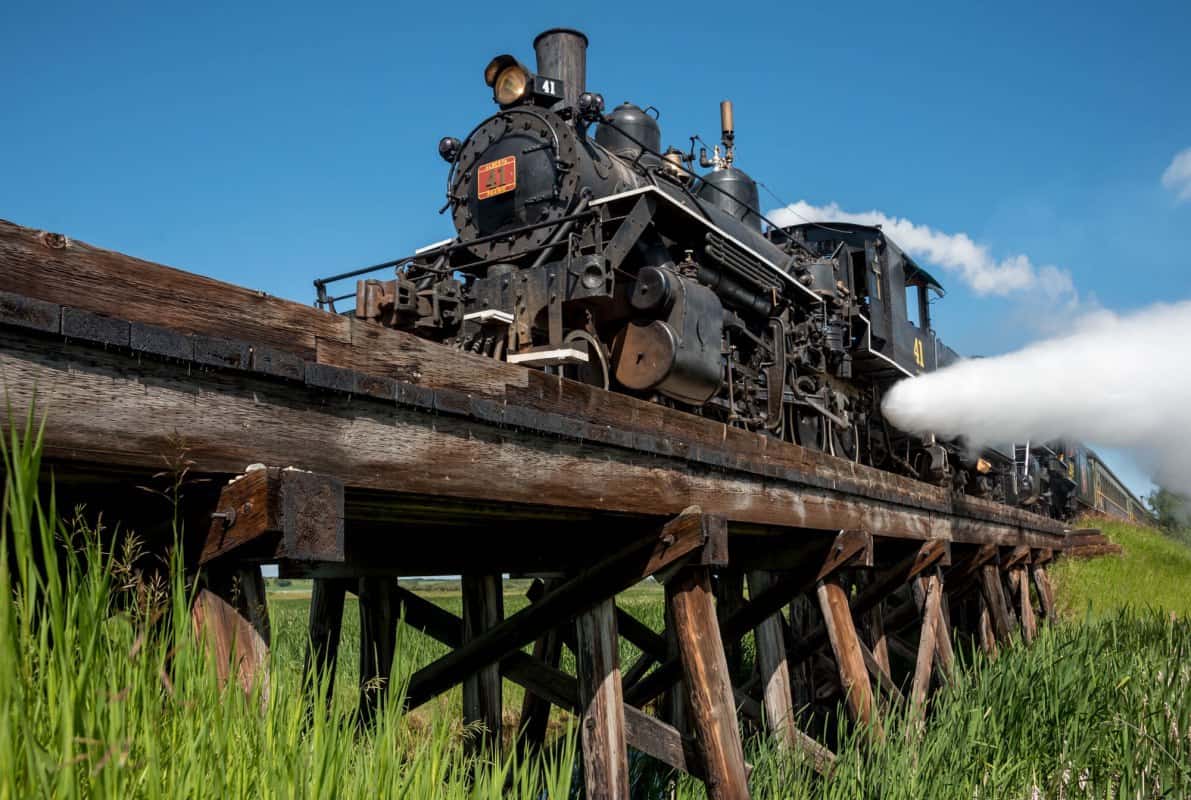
[881,300,1191,498]
[769,201,1076,301]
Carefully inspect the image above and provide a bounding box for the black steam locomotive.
[315,29,1079,520]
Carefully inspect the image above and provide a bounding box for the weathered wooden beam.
[1031,563,1057,622]
[715,571,747,679]
[517,622,564,755]
[858,573,893,692]
[817,576,879,734]
[783,539,948,675]
[576,598,630,800]
[615,605,668,662]
[858,637,904,704]
[667,566,751,800]
[910,572,942,712]
[746,570,798,752]
[788,594,816,710]
[462,574,504,754]
[200,466,344,564]
[357,577,399,726]
[402,508,712,711]
[660,600,692,737]
[911,566,955,681]
[1002,545,1031,570]
[978,564,1015,644]
[620,650,656,693]
[303,577,349,711]
[930,569,956,679]
[1012,565,1037,643]
[625,530,866,708]
[622,707,704,781]
[192,565,270,698]
[977,596,998,657]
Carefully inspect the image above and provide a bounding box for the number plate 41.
[477,156,516,200]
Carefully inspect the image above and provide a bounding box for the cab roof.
[782,221,946,297]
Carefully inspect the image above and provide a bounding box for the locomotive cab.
[778,223,947,378]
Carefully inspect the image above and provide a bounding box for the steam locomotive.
[315,28,1082,520]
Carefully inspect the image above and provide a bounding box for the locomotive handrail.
[312,206,602,307]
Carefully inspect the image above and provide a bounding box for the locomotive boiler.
[317,28,1079,519]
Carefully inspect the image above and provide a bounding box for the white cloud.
[1161,147,1191,202]
[769,201,1076,301]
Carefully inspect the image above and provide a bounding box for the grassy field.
[4,417,1191,797]
[1051,517,1191,618]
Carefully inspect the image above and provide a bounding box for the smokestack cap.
[533,28,589,48]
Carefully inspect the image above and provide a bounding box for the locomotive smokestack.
[533,28,587,110]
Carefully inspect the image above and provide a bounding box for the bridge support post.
[303,577,350,710]
[357,576,399,726]
[817,574,878,733]
[747,570,798,751]
[668,565,751,800]
[462,574,504,755]
[191,564,271,698]
[576,597,630,800]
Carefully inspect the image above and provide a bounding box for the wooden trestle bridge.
[0,219,1116,799]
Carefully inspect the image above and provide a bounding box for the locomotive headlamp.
[484,54,532,106]
[437,136,462,164]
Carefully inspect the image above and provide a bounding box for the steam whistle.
[720,100,735,166]
[699,100,736,170]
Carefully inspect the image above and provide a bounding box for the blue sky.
[3,0,1188,496]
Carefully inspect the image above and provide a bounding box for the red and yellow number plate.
[477,156,516,200]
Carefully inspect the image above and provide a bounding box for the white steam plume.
[882,300,1191,497]
[769,201,1076,301]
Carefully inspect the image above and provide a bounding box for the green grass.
[4,407,1191,797]
[1051,518,1191,618]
